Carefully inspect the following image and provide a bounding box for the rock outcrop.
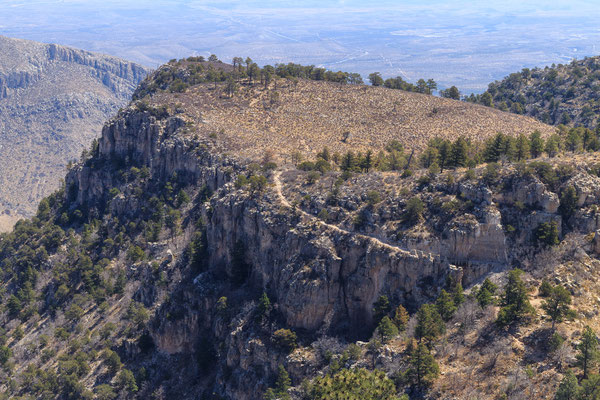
[499,175,560,213]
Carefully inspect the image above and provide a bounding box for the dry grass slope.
[153,79,556,163]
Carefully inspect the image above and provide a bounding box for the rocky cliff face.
[0,36,149,231]
[67,110,233,212]
[208,193,452,333]
[68,106,469,327]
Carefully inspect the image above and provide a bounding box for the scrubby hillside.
[0,36,149,231]
[139,59,554,165]
[2,57,600,400]
[470,56,600,130]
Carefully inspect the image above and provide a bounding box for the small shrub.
[404,197,424,225]
[315,159,331,173]
[549,332,565,353]
[126,302,150,329]
[341,170,353,181]
[216,296,228,314]
[317,209,329,222]
[346,343,362,362]
[262,162,278,171]
[235,174,248,188]
[127,245,145,262]
[366,190,382,206]
[95,384,117,400]
[0,346,12,366]
[13,326,24,341]
[307,171,320,184]
[417,175,432,186]
[108,188,120,199]
[308,368,398,399]
[298,161,316,171]
[115,369,138,393]
[65,304,84,322]
[55,327,70,341]
[249,175,268,193]
[353,212,367,229]
[483,163,499,184]
[535,221,560,247]
[539,280,553,297]
[273,329,297,353]
[103,349,123,375]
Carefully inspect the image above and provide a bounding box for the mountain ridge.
[0,35,149,231]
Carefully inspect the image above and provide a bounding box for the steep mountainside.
[2,58,600,400]
[471,56,600,130]
[0,36,149,231]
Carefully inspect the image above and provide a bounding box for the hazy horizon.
[1,0,599,92]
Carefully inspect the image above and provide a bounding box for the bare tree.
[553,341,575,371]
[481,338,510,374]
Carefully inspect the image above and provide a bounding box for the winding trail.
[272,170,415,255]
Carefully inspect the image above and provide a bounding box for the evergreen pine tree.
[362,150,373,172]
[436,290,457,322]
[542,285,575,330]
[554,370,580,400]
[275,365,291,397]
[559,186,579,220]
[377,316,399,343]
[476,278,497,308]
[545,134,560,157]
[450,137,468,167]
[373,295,391,324]
[577,326,599,379]
[257,292,271,319]
[405,342,440,388]
[496,269,535,327]
[341,151,357,172]
[438,140,452,172]
[530,130,545,158]
[453,282,465,306]
[514,134,531,161]
[580,374,600,400]
[415,304,445,345]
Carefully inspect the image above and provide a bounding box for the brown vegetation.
[149,78,555,164]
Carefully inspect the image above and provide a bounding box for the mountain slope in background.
[0,36,149,231]
[472,56,600,130]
